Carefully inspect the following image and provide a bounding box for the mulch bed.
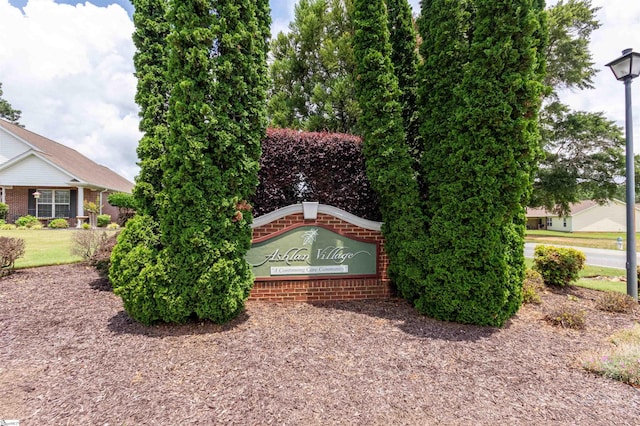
[2,264,640,425]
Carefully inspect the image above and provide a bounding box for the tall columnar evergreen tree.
[352,0,427,301]
[385,0,421,158]
[111,0,270,324]
[415,0,546,326]
[416,0,473,206]
[131,0,169,217]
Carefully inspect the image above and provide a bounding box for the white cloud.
[0,0,140,181]
[556,0,640,153]
[1,0,639,186]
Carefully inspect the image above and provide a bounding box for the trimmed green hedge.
[533,245,586,287]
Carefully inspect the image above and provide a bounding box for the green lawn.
[1,229,94,268]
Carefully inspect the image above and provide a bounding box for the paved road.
[524,242,635,270]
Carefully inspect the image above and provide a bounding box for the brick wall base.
[250,278,394,302]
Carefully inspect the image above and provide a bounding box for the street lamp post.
[606,48,640,301]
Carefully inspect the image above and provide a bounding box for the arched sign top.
[252,202,382,231]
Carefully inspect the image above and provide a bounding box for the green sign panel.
[247,226,377,278]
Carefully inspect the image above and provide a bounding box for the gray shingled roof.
[0,118,133,193]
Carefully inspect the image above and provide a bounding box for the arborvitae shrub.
[533,245,586,287]
[252,129,381,220]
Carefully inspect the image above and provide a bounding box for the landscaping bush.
[545,305,587,329]
[97,214,111,227]
[252,129,381,220]
[107,192,136,226]
[48,218,69,229]
[0,223,16,230]
[0,202,8,221]
[107,223,120,229]
[90,231,119,278]
[533,245,586,287]
[15,215,39,228]
[0,236,25,276]
[522,269,545,305]
[595,292,637,314]
[71,230,104,260]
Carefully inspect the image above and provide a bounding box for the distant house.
[0,118,133,226]
[526,200,640,233]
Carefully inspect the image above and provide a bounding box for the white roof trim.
[0,150,84,183]
[252,203,382,231]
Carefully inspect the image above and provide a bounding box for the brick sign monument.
[247,202,391,301]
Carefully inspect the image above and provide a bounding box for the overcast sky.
[1,0,639,182]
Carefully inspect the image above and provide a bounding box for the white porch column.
[77,186,85,216]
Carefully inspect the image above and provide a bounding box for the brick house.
[0,118,133,226]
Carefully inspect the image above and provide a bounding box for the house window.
[546,218,552,227]
[36,189,70,218]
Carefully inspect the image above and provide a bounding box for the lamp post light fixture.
[32,190,41,218]
[606,48,640,301]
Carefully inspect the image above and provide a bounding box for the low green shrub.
[82,223,91,230]
[48,218,69,229]
[1,223,16,230]
[107,222,120,229]
[107,192,136,226]
[97,214,111,227]
[0,219,5,226]
[0,236,25,276]
[545,305,587,329]
[15,215,39,228]
[523,269,544,305]
[533,245,586,287]
[595,292,637,313]
[0,202,8,221]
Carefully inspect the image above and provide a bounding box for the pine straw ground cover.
[2,264,640,425]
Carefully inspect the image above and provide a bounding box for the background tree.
[111,0,270,324]
[0,82,22,126]
[130,0,170,217]
[415,0,546,326]
[352,0,427,301]
[386,0,421,157]
[532,0,625,215]
[268,0,359,133]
